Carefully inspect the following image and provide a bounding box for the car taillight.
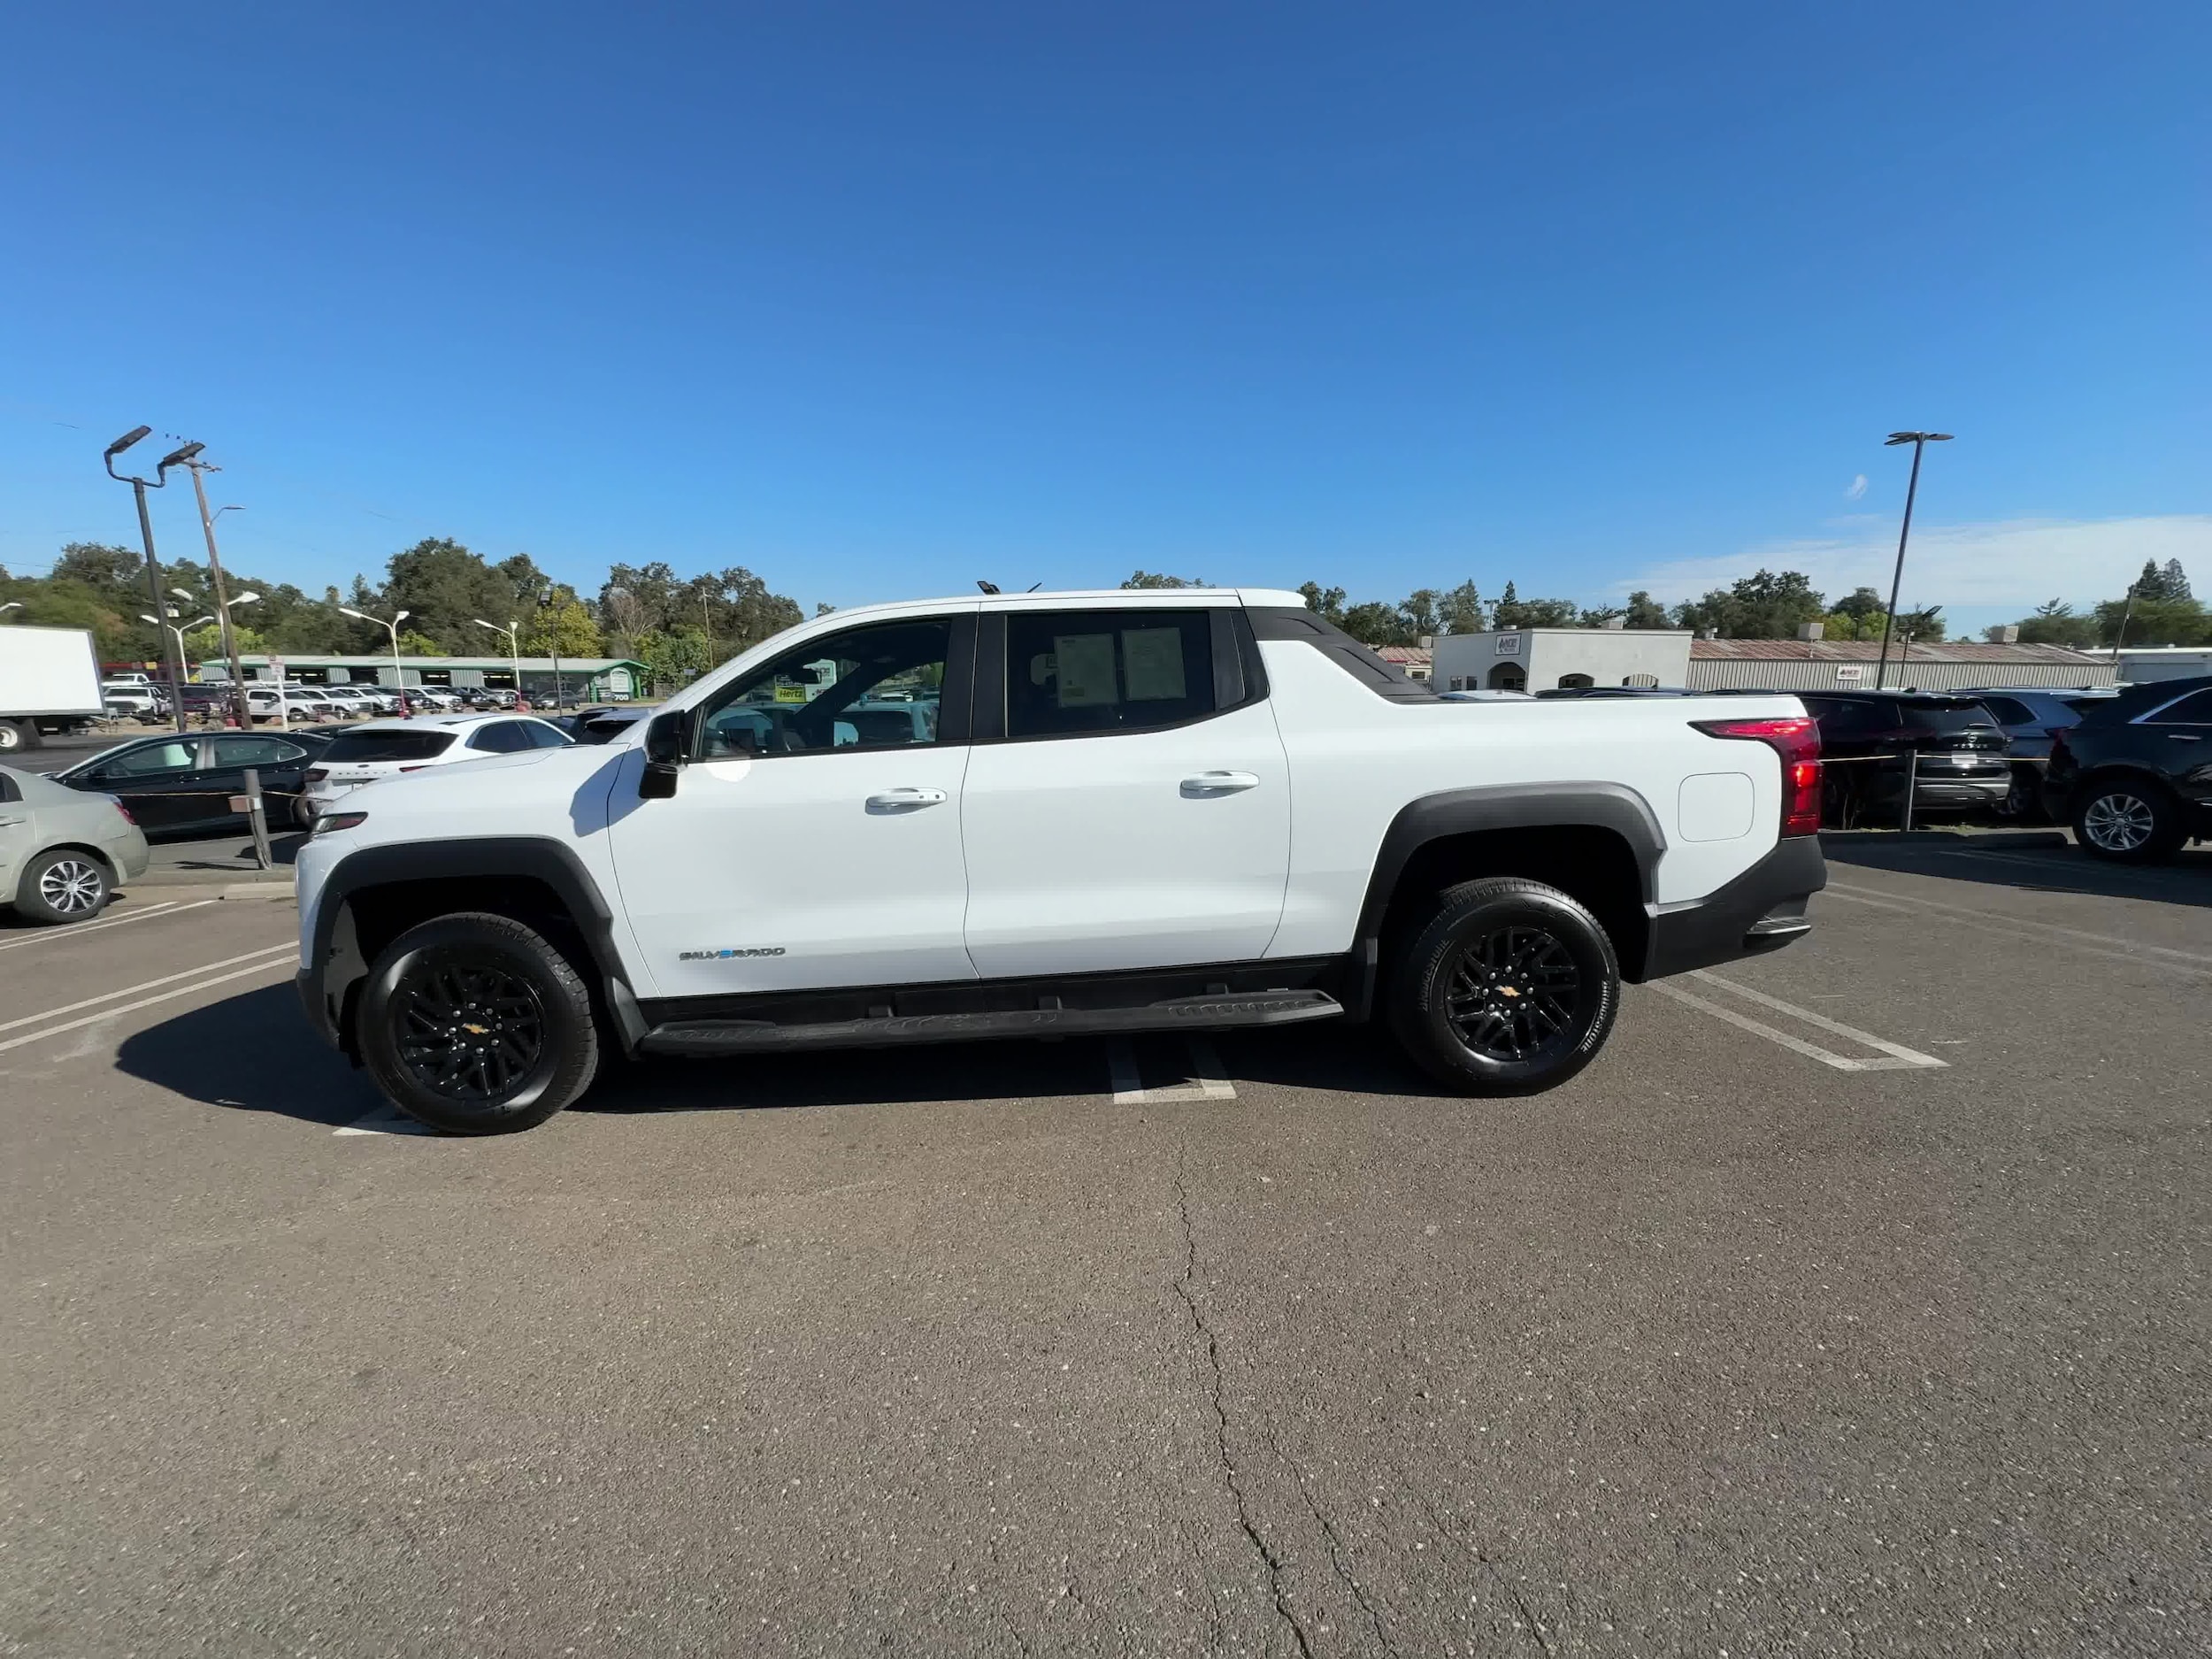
[1694,716,1823,837]
[305,768,327,782]
[104,795,136,826]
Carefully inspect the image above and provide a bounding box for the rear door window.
[1003,611,1217,739]
[466,722,530,753]
[1978,696,2036,726]
[104,741,201,778]
[2143,688,2212,726]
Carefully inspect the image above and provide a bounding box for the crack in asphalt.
[1269,1428,1400,1658]
[1420,1494,1556,1656]
[1172,1153,1316,1659]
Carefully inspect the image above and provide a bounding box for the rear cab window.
[320,730,457,764]
[1003,611,1220,738]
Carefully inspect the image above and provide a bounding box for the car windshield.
[319,730,457,763]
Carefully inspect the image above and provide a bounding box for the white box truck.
[0,626,105,753]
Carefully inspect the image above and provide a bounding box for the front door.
[609,611,979,1000]
[88,738,208,834]
[960,605,1292,979]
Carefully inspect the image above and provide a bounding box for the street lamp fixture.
[340,606,413,716]
[472,618,524,703]
[1873,431,1955,691]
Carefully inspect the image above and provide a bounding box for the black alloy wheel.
[392,959,547,1103]
[1390,876,1620,1095]
[1442,924,1583,1064]
[357,912,601,1133]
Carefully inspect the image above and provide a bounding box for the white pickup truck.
[295,588,1824,1133]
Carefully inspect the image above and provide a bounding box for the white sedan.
[299,713,572,822]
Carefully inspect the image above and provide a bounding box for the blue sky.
[4,2,2205,634]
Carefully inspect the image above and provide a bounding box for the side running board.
[638,989,1344,1056]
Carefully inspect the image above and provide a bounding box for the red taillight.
[1694,716,1823,837]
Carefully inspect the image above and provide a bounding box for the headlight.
[311,811,368,837]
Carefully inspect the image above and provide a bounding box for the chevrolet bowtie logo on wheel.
[678,947,787,961]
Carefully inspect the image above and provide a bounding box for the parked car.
[102,683,170,722]
[52,730,334,834]
[571,708,651,744]
[1439,687,1537,702]
[246,685,342,724]
[1797,691,2009,825]
[1958,687,2121,820]
[1,764,150,924]
[294,588,1828,1134]
[2044,674,2212,861]
[298,713,572,822]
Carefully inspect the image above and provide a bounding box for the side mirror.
[639,709,688,799]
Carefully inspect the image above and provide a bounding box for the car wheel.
[0,718,35,753]
[357,912,600,1134]
[1388,876,1620,1095]
[15,849,113,925]
[2073,780,2185,863]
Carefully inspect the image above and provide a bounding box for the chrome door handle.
[865,787,949,812]
[2168,734,2201,741]
[1180,771,1261,796]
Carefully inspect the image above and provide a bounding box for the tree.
[1577,605,1624,628]
[1297,582,1347,625]
[634,626,712,694]
[2096,592,2212,648]
[1893,603,1947,642]
[524,587,604,657]
[1671,569,1825,638]
[1438,581,1486,634]
[1122,571,1207,588]
[1623,590,1669,629]
[396,628,444,656]
[1340,602,1412,646]
[1396,590,1443,639]
[2161,559,2193,602]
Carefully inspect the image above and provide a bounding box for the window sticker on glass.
[773,683,809,704]
[1053,633,1119,707]
[1122,627,1187,702]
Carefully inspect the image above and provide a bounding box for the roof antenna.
[976,580,1000,595]
[1025,581,1043,592]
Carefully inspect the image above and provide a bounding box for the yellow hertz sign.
[773,685,808,704]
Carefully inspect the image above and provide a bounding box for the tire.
[2073,779,2185,864]
[1387,876,1620,1095]
[14,849,113,925]
[357,912,600,1134]
[0,718,37,754]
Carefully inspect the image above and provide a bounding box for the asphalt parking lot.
[2,839,2206,1656]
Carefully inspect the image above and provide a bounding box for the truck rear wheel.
[1388,877,1619,1095]
[357,912,600,1133]
[0,718,38,754]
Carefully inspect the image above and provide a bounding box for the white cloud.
[1623,515,2212,610]
[1845,474,1868,502]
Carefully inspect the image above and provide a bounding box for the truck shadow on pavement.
[115,986,1433,1128]
[1822,835,2212,910]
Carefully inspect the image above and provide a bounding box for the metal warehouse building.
[1686,639,2117,693]
[201,653,649,702]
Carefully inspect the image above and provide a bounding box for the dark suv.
[2044,675,2212,861]
[1797,692,2009,826]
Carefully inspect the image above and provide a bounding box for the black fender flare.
[301,837,649,1056]
[1349,784,1668,1013]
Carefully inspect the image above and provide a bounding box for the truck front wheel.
[357,912,601,1133]
[1388,877,1619,1095]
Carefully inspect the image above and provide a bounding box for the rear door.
[2138,687,2212,816]
[958,604,1291,978]
[204,734,313,830]
[83,738,208,833]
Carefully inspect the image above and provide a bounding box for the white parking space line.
[1108,1038,1237,1104]
[1824,879,2212,974]
[334,1105,436,1137]
[1647,971,1947,1073]
[0,954,296,1056]
[0,944,296,1036]
[0,899,213,952]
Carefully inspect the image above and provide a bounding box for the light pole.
[180,585,260,720]
[140,611,217,707]
[102,426,194,733]
[340,606,413,717]
[1873,430,1953,691]
[166,444,257,729]
[536,588,565,710]
[472,618,523,703]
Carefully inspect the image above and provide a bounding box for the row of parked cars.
[1458,676,2212,864]
[98,674,538,725]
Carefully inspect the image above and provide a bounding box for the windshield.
[319,730,457,764]
[1900,700,2001,733]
